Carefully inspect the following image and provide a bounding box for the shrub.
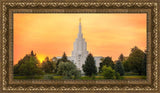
[101,66,116,79]
[57,62,81,79]
[115,72,121,79]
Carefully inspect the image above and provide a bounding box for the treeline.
[14,51,43,76]
[96,46,146,79]
[14,46,146,79]
[14,52,81,79]
[123,46,146,75]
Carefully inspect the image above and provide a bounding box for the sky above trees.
[14,13,146,64]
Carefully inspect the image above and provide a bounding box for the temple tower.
[71,18,88,72]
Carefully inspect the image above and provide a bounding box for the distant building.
[53,19,102,72]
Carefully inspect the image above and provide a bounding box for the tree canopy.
[123,60,131,72]
[57,62,81,79]
[14,51,43,76]
[118,54,124,62]
[99,56,114,72]
[127,46,146,75]
[55,52,71,73]
[41,57,56,73]
[115,60,125,76]
[82,53,97,76]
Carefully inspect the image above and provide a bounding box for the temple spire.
[79,18,81,24]
[78,18,82,38]
[72,18,88,72]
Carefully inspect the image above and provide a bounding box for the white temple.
[71,18,89,71]
[54,18,102,72]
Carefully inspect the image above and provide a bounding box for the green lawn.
[124,72,139,76]
[122,76,146,79]
[79,76,104,80]
[14,73,146,80]
[14,75,43,79]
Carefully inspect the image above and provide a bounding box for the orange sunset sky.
[14,13,146,64]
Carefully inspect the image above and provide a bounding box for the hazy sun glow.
[37,54,46,63]
[14,13,146,65]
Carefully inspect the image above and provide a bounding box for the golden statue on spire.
[79,18,81,23]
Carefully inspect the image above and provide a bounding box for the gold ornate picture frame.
[0,0,159,92]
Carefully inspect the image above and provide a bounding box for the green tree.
[99,57,114,72]
[82,53,97,76]
[127,46,146,75]
[14,51,43,76]
[118,54,124,62]
[61,52,68,62]
[101,66,119,79]
[41,57,55,73]
[55,52,71,73]
[31,50,36,56]
[142,53,147,75]
[50,59,57,73]
[14,64,19,74]
[57,62,81,79]
[123,60,131,72]
[115,60,125,76]
[115,72,121,79]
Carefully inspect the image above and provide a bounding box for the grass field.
[14,74,146,80]
[122,76,146,79]
[14,75,43,79]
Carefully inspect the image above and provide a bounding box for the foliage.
[101,66,116,79]
[118,53,124,61]
[31,50,36,56]
[14,51,43,76]
[115,72,121,79]
[142,53,147,75]
[41,57,56,73]
[99,56,114,72]
[14,64,19,74]
[57,62,81,79]
[82,53,97,76]
[123,60,131,72]
[127,46,146,75]
[61,52,68,62]
[115,60,125,76]
[55,52,71,73]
